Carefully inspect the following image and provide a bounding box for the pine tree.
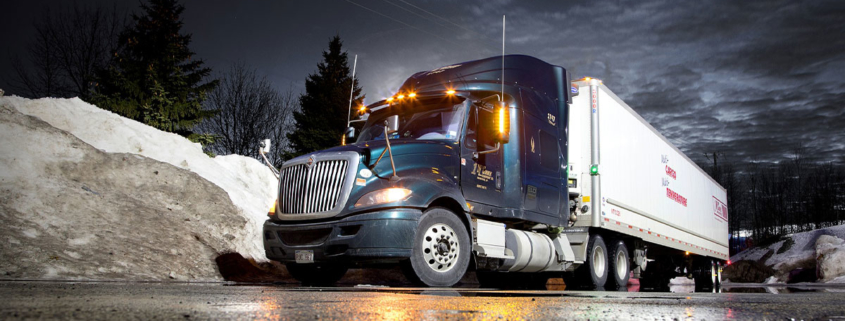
[287,36,364,158]
[92,0,217,138]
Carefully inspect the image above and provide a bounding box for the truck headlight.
[354,188,411,208]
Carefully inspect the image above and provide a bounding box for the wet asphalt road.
[1,281,844,320]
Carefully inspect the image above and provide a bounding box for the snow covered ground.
[730,224,845,284]
[0,96,278,280]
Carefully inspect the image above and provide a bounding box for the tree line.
[702,150,845,255]
[6,0,361,164]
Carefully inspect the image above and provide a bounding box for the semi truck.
[263,55,729,289]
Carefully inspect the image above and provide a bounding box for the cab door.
[521,93,562,224]
[460,104,504,208]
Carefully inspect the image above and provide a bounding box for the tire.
[693,261,716,291]
[403,207,471,287]
[576,234,608,288]
[285,262,348,286]
[607,240,630,288]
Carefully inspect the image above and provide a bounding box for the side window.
[464,106,478,149]
[539,130,559,171]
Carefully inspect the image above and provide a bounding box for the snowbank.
[1,96,276,260]
[0,96,278,280]
[730,224,845,284]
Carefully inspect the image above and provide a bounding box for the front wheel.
[403,207,471,287]
[285,262,348,286]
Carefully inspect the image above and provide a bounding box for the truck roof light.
[446,90,456,95]
[358,105,366,113]
[386,97,394,102]
[397,94,405,99]
[408,93,416,98]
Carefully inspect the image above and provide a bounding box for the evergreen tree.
[287,36,363,158]
[92,0,217,138]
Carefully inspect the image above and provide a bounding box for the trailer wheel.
[577,234,608,288]
[607,240,630,288]
[285,262,348,286]
[403,207,470,287]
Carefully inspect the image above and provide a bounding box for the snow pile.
[0,96,277,280]
[1,96,276,260]
[730,224,845,284]
[815,235,845,282]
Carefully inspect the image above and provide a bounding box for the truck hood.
[288,140,460,167]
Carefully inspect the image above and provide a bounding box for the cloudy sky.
[2,0,843,167]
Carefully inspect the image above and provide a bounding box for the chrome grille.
[278,160,348,214]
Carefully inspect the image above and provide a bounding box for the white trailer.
[564,78,728,286]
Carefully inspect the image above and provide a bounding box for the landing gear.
[403,207,471,287]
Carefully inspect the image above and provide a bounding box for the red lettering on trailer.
[666,187,688,206]
[665,165,677,179]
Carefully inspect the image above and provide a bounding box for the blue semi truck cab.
[263,55,726,289]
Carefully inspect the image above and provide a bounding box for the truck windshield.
[356,99,468,143]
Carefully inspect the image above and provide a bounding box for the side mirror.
[495,103,510,144]
[385,115,399,134]
[345,126,356,139]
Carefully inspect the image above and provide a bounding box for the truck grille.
[278,160,349,214]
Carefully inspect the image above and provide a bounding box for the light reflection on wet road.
[1,281,844,320]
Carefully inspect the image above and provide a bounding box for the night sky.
[2,0,844,167]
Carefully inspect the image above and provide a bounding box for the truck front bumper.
[263,208,421,263]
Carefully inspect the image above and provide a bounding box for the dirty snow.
[0,96,278,280]
[1,96,277,260]
[731,224,845,284]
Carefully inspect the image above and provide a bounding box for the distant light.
[408,93,416,98]
[446,90,456,95]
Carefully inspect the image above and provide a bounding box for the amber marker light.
[446,90,456,95]
[386,97,394,102]
[267,199,278,216]
[358,105,366,113]
[397,94,405,99]
[408,92,416,98]
[498,106,506,133]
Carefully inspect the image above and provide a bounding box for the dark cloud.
[1,0,842,168]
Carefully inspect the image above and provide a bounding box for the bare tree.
[7,4,124,99]
[196,63,298,168]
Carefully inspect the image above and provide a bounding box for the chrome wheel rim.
[421,223,459,273]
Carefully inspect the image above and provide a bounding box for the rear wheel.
[285,262,348,286]
[607,240,630,288]
[576,234,608,288]
[403,207,471,287]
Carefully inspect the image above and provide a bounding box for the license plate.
[295,250,314,264]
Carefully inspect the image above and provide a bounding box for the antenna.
[501,15,505,103]
[346,54,358,129]
[343,54,358,145]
